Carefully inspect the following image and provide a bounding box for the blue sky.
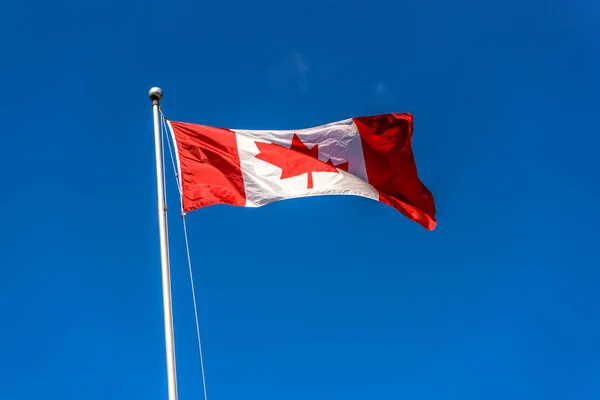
[1,0,599,399]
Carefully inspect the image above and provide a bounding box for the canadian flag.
[167,113,436,230]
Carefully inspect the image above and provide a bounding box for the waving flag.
[167,113,436,230]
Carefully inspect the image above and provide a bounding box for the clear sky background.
[1,0,599,399]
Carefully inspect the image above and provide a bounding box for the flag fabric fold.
[167,113,436,230]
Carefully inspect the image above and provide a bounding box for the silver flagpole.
[149,87,179,400]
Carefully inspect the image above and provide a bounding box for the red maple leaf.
[255,133,349,189]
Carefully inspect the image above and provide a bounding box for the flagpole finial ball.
[149,87,163,101]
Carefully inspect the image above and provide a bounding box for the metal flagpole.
[149,87,179,400]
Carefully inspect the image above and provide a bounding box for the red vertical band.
[353,113,436,230]
[169,121,246,211]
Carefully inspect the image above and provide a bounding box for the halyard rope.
[160,111,209,400]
